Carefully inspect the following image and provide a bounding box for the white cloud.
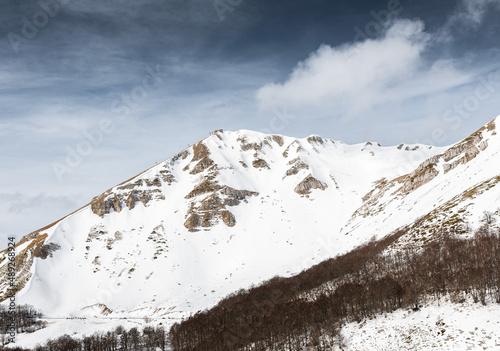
[256,20,430,116]
[255,16,500,121]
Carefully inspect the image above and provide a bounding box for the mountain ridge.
[1,117,499,348]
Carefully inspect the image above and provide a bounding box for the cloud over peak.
[256,19,428,115]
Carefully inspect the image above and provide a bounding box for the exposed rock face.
[252,158,270,169]
[125,189,165,210]
[443,134,482,162]
[90,159,177,218]
[221,210,236,227]
[442,134,485,174]
[272,135,284,146]
[192,141,210,162]
[400,156,440,194]
[87,225,108,242]
[352,121,496,224]
[34,242,61,259]
[190,156,215,175]
[294,174,327,195]
[285,158,309,177]
[242,142,262,152]
[0,231,48,302]
[169,150,189,165]
[91,194,122,217]
[220,186,259,206]
[185,177,221,199]
[159,169,176,184]
[91,189,165,217]
[144,177,162,187]
[237,136,263,152]
[400,127,491,193]
[184,176,258,232]
[82,303,112,316]
[117,179,143,190]
[307,135,324,144]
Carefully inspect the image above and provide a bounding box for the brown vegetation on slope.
[170,225,500,351]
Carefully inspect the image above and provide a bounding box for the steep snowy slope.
[344,117,500,250]
[1,117,499,347]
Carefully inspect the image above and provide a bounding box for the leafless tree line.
[0,304,46,346]
[4,325,167,351]
[169,225,500,351]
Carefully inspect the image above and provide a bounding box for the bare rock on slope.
[294,174,327,195]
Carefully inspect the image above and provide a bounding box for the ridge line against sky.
[1,0,500,245]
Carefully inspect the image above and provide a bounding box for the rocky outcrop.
[192,141,210,162]
[307,135,324,145]
[185,177,221,199]
[87,225,108,242]
[144,177,162,187]
[442,134,482,162]
[117,179,144,191]
[82,303,112,316]
[221,210,236,227]
[159,169,176,184]
[125,189,164,210]
[169,149,189,165]
[34,242,61,259]
[237,136,263,152]
[91,194,122,217]
[242,142,262,152]
[272,135,284,146]
[442,133,486,174]
[0,231,48,302]
[91,189,165,217]
[294,174,327,195]
[220,187,259,206]
[400,156,440,194]
[284,158,309,177]
[190,156,215,175]
[252,158,270,169]
[184,176,258,231]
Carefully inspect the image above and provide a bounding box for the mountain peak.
[2,119,500,347]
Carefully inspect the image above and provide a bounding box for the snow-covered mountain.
[1,116,499,347]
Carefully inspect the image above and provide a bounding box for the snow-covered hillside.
[341,299,500,350]
[1,116,499,347]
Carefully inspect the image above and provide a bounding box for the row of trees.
[0,304,46,345]
[6,325,168,351]
[169,226,500,351]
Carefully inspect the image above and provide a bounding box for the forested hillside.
[169,225,500,351]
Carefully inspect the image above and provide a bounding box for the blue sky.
[1,0,500,246]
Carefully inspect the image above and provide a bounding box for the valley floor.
[7,300,499,350]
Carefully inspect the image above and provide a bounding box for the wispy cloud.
[256,20,435,117]
[0,192,77,214]
[256,2,500,124]
[449,0,500,27]
[437,0,500,41]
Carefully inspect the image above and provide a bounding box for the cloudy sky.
[1,0,500,246]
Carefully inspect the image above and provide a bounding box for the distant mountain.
[1,116,499,347]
